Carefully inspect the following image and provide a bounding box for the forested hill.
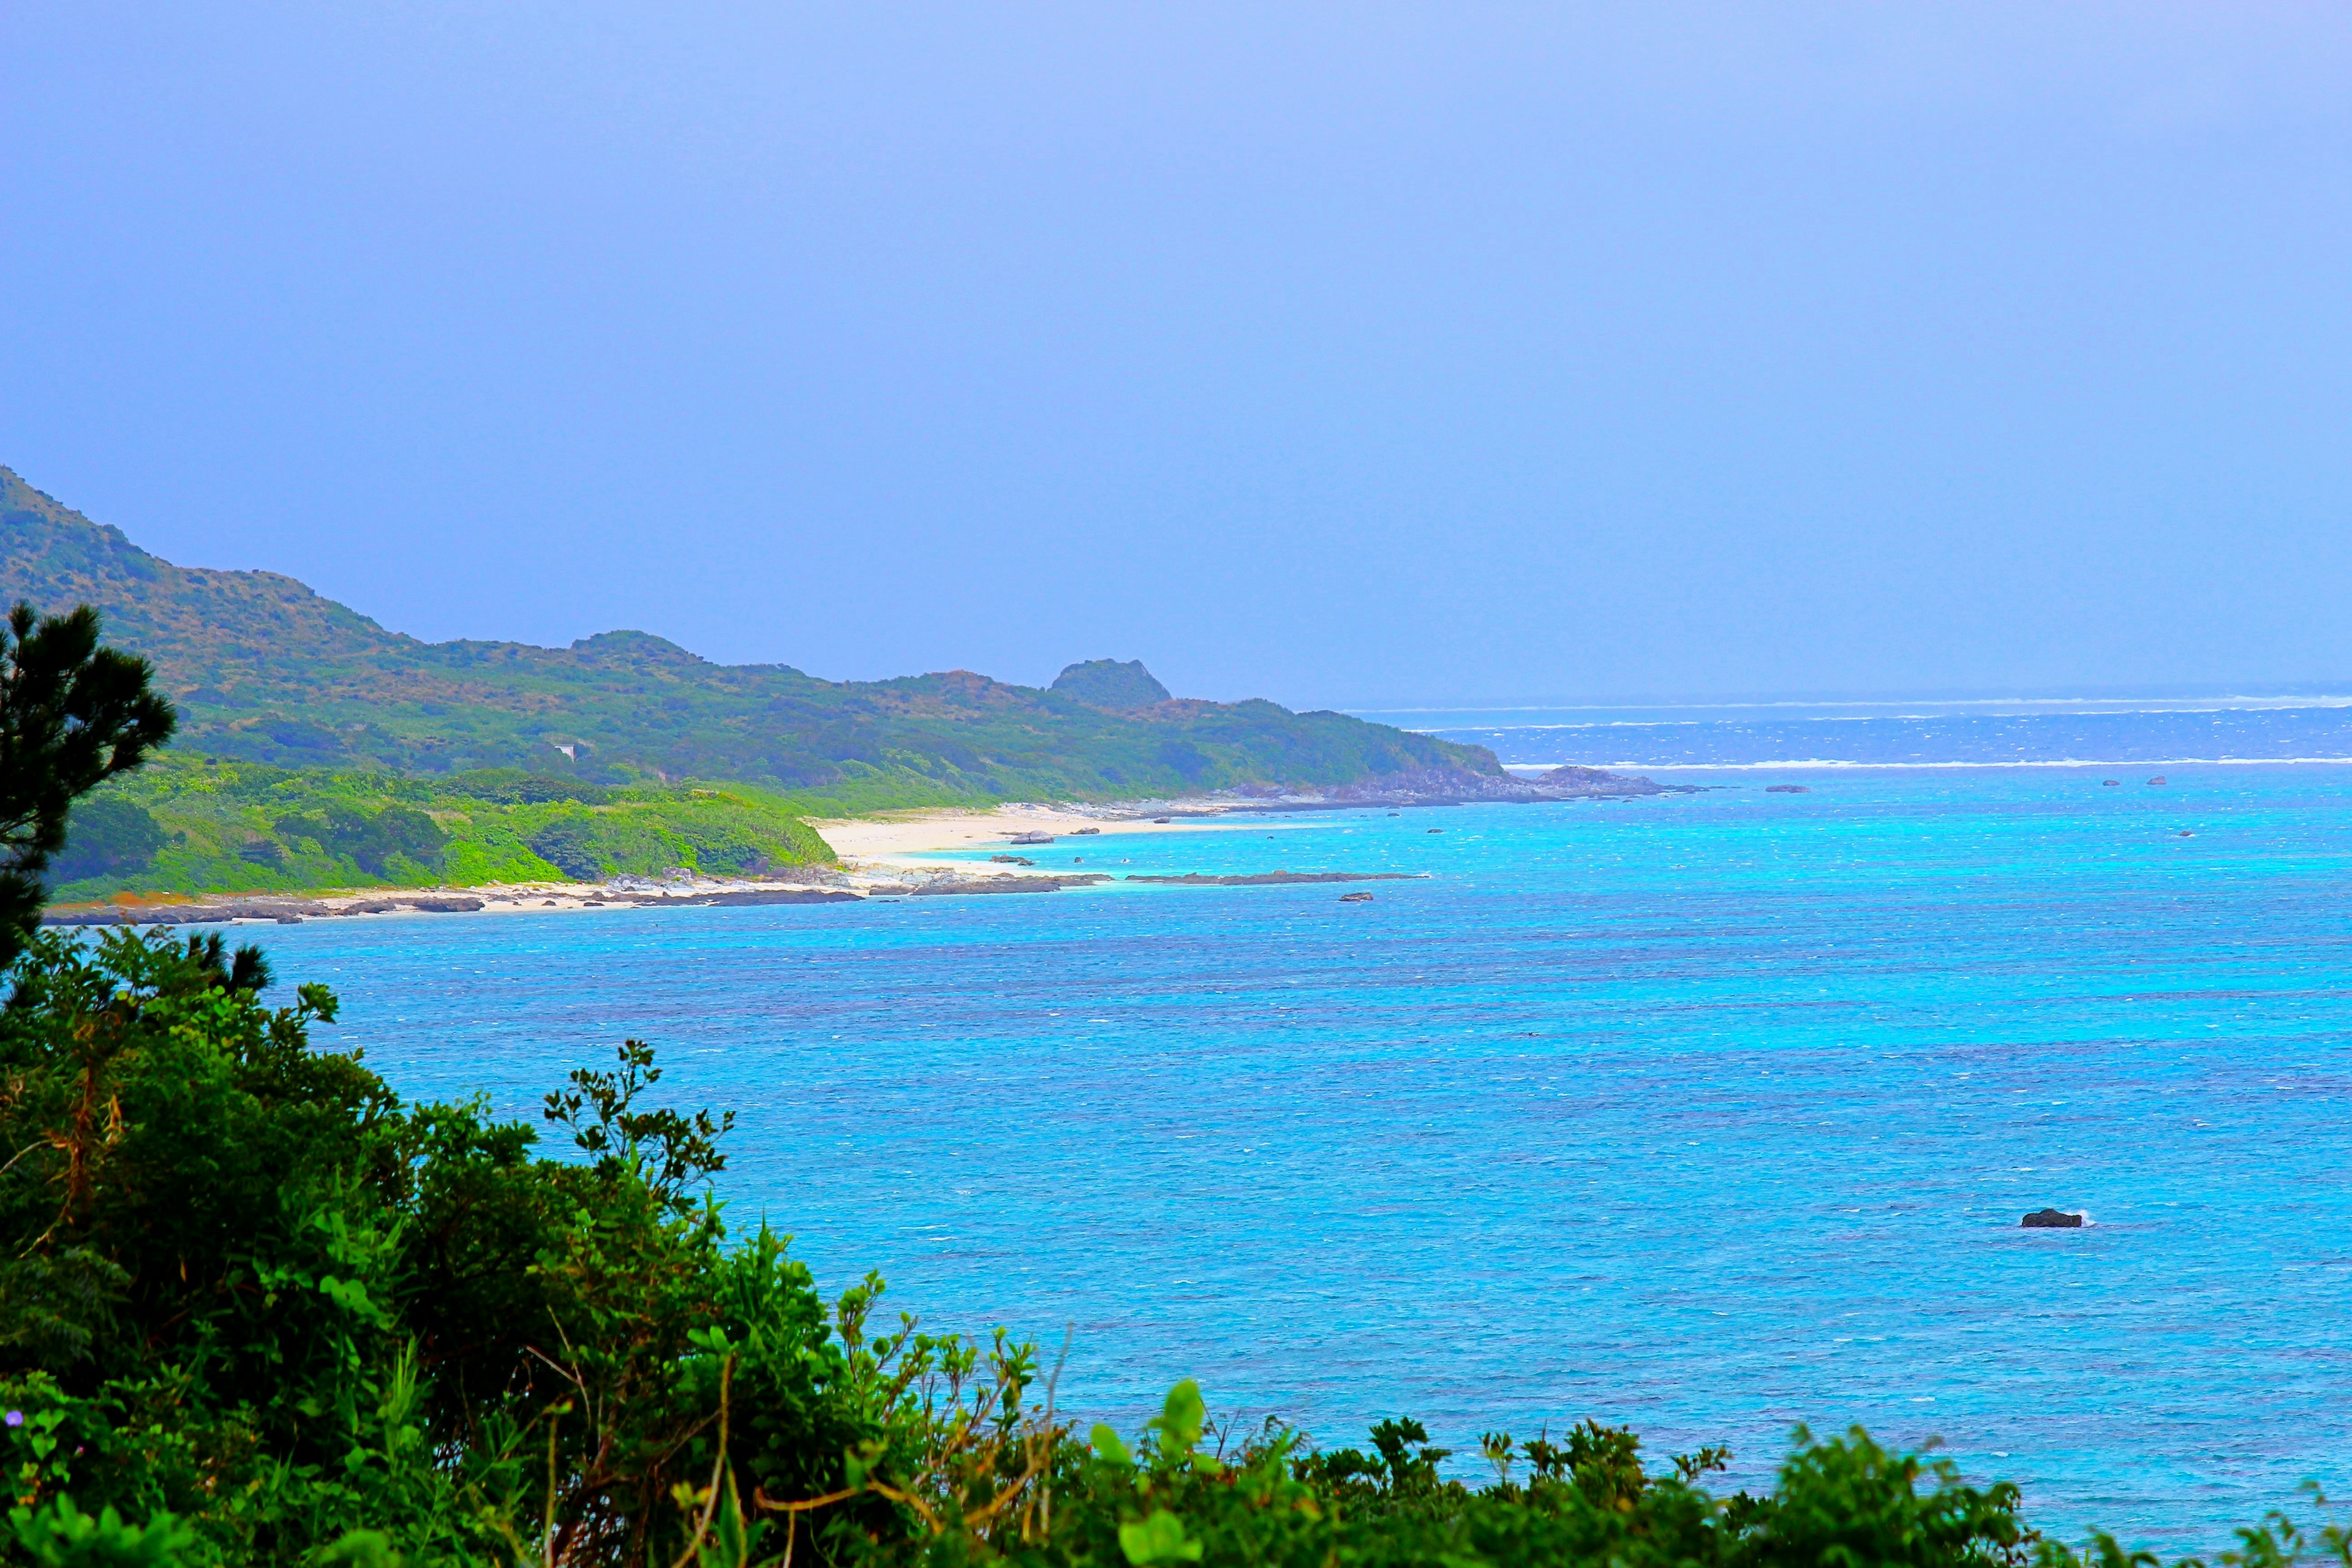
[1,467,1509,808]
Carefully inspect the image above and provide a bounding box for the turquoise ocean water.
[247,704,2352,1550]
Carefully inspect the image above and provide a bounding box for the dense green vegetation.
[47,756,835,902]
[1,467,1502,808]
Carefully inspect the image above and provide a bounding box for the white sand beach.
[812,801,1270,870]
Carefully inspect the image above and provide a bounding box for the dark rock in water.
[1338,891,1374,902]
[1427,827,1444,834]
[2147,776,2167,786]
[1050,658,1172,710]
[1153,817,1172,824]
[2021,1208,2085,1228]
[1006,831,1056,845]
[275,914,303,924]
[989,854,1035,865]
[1765,784,1810,794]
[2103,779,2120,786]
[2179,831,2194,837]
[408,897,486,913]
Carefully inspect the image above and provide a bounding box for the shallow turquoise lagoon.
[253,766,2352,1550]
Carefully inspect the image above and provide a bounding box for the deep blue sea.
[250,700,2352,1553]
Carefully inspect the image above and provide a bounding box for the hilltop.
[2,466,1533,810]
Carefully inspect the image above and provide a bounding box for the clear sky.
[5,5,2350,707]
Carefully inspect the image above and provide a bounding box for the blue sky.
[6,4,2350,706]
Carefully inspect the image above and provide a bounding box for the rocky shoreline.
[42,865,1433,927]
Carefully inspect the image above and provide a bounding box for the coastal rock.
[903,874,1112,896]
[1006,831,1056,845]
[989,854,1036,865]
[407,897,486,913]
[2148,776,2167,786]
[1529,764,1681,799]
[763,864,856,889]
[2103,779,2120,786]
[2020,1208,2086,1229]
[1765,784,1810,794]
[44,899,322,927]
[1338,891,1375,902]
[1073,826,1101,835]
[667,888,859,907]
[1125,872,1422,886]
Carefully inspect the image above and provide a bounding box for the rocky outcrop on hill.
[1050,658,1172,710]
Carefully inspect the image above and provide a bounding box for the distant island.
[2,466,1671,900]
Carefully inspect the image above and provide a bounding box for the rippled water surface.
[255,766,2352,1550]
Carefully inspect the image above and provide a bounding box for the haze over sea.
[253,697,2352,1552]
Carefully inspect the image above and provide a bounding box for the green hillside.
[45,755,836,903]
[1,466,1510,809]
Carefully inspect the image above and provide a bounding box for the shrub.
[527,812,606,879]
[273,804,448,876]
[51,799,166,885]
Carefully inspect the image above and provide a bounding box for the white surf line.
[1497,756,2352,772]
[1357,693,2352,717]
